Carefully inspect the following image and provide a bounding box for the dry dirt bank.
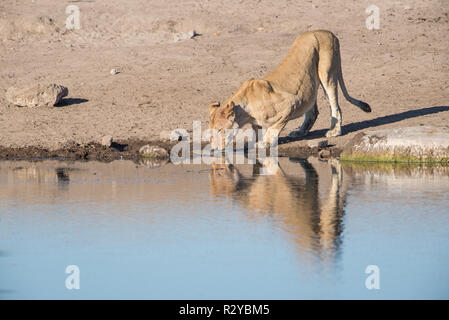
[0,0,448,160]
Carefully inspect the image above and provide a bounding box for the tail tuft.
[359,101,371,113]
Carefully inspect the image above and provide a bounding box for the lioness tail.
[337,65,371,113]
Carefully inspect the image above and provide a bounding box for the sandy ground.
[0,0,448,153]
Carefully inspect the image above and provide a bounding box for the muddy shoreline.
[0,139,174,162]
[0,139,342,162]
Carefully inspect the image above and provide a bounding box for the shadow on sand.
[280,105,449,145]
[55,98,89,107]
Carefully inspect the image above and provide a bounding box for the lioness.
[209,30,371,149]
[209,157,346,260]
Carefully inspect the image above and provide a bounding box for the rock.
[318,140,329,149]
[187,30,198,38]
[174,30,199,42]
[318,149,331,159]
[159,129,189,141]
[110,69,118,75]
[139,145,169,159]
[6,83,68,107]
[342,126,449,163]
[101,135,113,147]
[308,139,328,149]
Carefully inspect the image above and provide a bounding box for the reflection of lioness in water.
[209,158,346,261]
[209,30,371,149]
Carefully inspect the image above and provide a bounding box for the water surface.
[0,158,448,299]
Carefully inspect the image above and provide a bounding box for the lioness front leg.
[288,102,319,138]
[256,117,289,149]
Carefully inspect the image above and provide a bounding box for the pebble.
[187,30,198,38]
[101,135,113,147]
[174,30,199,42]
[308,139,329,149]
[318,149,331,159]
[160,129,189,141]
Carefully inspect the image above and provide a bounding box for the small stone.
[101,135,113,147]
[139,145,169,159]
[110,69,118,75]
[318,149,331,159]
[317,140,329,149]
[188,30,197,38]
[308,139,329,149]
[159,129,189,141]
[6,83,68,107]
[174,30,199,42]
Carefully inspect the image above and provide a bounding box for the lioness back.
[264,30,339,95]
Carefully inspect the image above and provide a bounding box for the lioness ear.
[225,101,236,120]
[209,101,220,113]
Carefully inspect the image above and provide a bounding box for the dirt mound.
[0,15,62,41]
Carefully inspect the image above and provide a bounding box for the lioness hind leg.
[320,74,342,137]
[317,34,343,137]
[288,102,319,138]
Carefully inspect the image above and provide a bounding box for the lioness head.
[208,101,237,150]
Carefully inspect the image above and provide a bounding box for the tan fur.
[209,158,347,260]
[209,30,371,149]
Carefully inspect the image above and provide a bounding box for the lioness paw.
[326,128,342,138]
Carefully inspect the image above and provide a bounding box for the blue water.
[0,159,448,299]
